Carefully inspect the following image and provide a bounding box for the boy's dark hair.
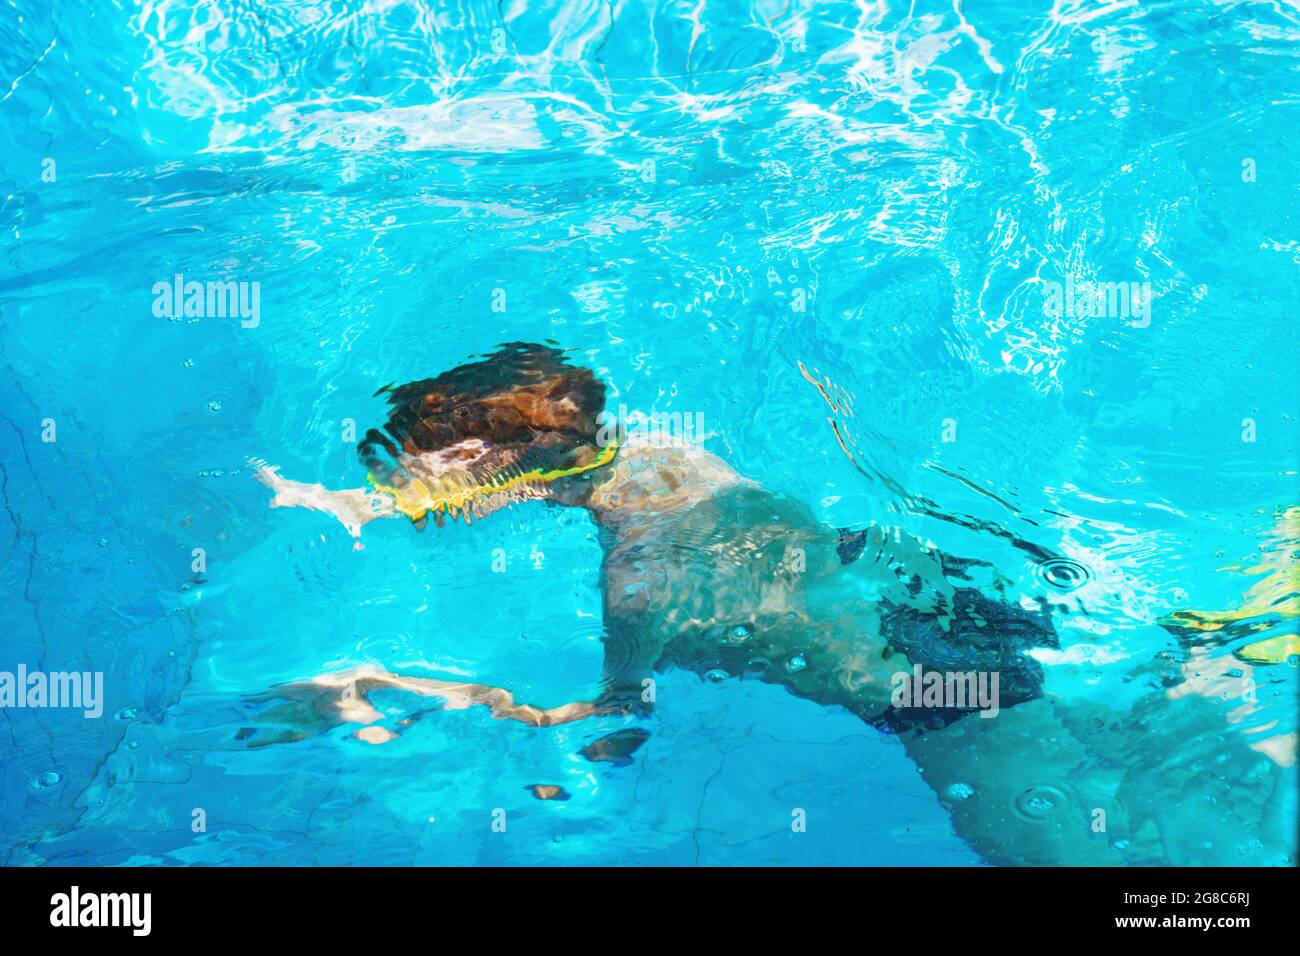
[358,342,606,473]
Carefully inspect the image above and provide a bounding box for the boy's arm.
[241,666,608,747]
[253,461,396,538]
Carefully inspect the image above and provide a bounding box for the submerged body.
[253,346,1295,866]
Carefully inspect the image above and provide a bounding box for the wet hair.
[358,342,607,476]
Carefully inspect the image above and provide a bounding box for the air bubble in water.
[1012,784,1067,821]
[1036,557,1092,592]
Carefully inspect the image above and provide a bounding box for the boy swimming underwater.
[253,343,1295,866]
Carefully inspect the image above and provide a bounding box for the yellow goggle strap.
[369,440,619,522]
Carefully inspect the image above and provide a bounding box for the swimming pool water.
[1,0,1297,866]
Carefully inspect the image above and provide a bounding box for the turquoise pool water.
[1,0,1297,866]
